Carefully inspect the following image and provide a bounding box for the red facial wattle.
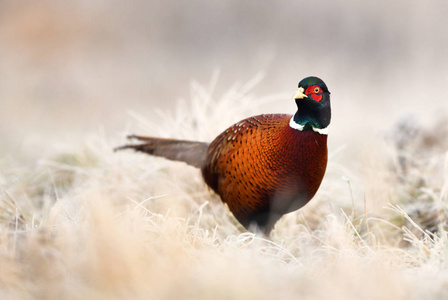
[305,85,323,102]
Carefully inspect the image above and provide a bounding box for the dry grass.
[1,77,448,300]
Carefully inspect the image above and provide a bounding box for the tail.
[114,135,209,168]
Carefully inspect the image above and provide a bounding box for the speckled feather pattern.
[202,114,328,231]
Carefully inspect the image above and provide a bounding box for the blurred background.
[1,0,447,163]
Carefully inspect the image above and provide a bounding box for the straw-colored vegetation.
[1,78,448,300]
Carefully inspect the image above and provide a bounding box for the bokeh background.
[2,2,448,298]
[1,0,447,161]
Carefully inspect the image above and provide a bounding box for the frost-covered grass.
[1,77,448,300]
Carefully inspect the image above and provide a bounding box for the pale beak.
[293,87,308,100]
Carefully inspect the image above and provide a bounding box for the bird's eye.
[314,87,320,93]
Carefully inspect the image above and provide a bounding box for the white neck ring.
[289,116,328,135]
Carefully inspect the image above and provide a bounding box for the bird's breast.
[257,124,327,211]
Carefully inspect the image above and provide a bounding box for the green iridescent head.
[291,76,331,132]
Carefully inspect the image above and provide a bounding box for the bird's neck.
[290,100,331,135]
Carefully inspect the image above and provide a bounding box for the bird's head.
[291,76,331,133]
[294,76,330,103]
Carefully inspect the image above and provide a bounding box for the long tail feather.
[115,135,209,168]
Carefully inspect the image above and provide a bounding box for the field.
[1,1,448,299]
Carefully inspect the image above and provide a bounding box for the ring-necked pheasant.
[116,76,331,234]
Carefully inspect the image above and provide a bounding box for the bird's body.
[202,114,327,232]
[116,76,331,234]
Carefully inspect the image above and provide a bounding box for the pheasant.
[116,76,331,234]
